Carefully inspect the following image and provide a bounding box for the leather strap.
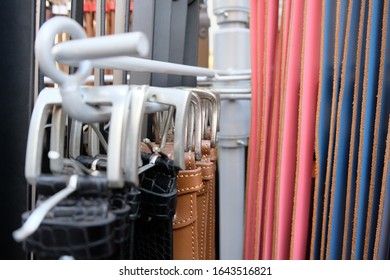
[186,148,208,259]
[148,140,214,260]
[198,140,217,260]
[173,152,203,260]
[134,153,178,260]
[208,147,217,260]
[195,161,211,259]
[23,175,117,260]
[196,160,213,259]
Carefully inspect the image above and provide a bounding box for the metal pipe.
[113,0,128,85]
[90,0,106,158]
[52,32,149,61]
[216,88,251,93]
[219,93,251,100]
[57,56,220,77]
[51,30,252,79]
[44,74,130,85]
[213,0,251,260]
[197,74,251,83]
[50,28,254,80]
[94,0,106,86]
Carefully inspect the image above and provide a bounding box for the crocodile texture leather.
[133,153,178,260]
[22,175,116,260]
[109,190,131,260]
[126,184,141,260]
[20,175,142,260]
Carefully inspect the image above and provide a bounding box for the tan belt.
[173,152,204,260]
[153,140,217,260]
[195,150,212,259]
[198,140,217,260]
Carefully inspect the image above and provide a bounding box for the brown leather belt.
[173,152,203,260]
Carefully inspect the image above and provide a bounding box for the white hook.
[35,16,92,85]
[36,16,111,123]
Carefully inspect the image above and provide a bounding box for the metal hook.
[123,85,149,186]
[189,88,220,148]
[146,87,192,170]
[35,16,91,86]
[160,106,175,149]
[49,105,66,174]
[36,16,111,123]
[26,85,135,188]
[25,88,62,185]
[189,91,202,161]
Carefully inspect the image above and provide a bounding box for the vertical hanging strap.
[290,0,322,260]
[173,152,203,260]
[134,153,178,260]
[198,1,210,68]
[157,141,204,260]
[196,140,216,260]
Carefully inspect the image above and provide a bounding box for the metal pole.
[131,0,155,85]
[182,0,200,87]
[56,55,220,77]
[94,0,106,85]
[212,0,251,260]
[69,0,84,75]
[113,0,127,85]
[52,32,149,60]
